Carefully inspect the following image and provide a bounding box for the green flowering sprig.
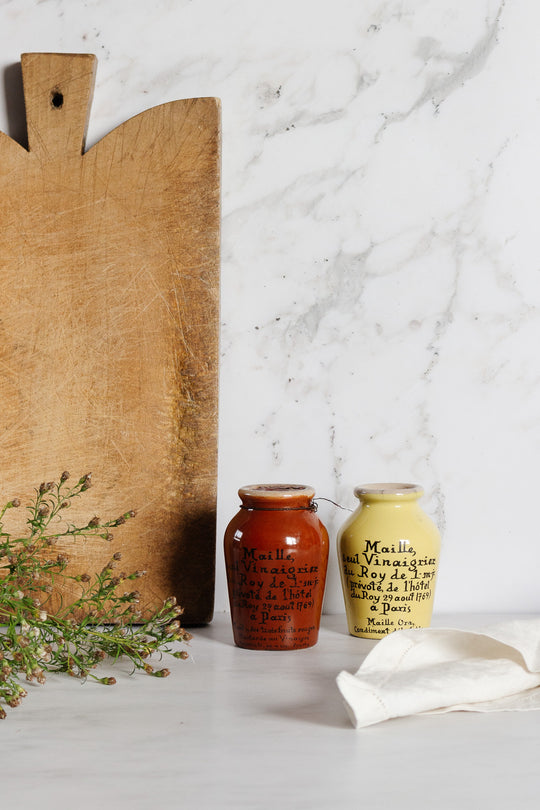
[0,472,190,718]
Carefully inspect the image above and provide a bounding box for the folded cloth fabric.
[337,618,540,728]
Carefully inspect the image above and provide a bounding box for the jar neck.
[354,483,423,506]
[238,484,316,511]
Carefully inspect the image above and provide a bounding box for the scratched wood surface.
[0,53,220,624]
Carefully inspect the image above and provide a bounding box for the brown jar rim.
[238,484,316,510]
[239,484,315,499]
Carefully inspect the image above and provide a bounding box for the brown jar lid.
[238,484,315,510]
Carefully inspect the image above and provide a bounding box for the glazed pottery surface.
[224,484,329,650]
[337,483,440,639]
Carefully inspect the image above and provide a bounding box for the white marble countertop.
[2,612,540,809]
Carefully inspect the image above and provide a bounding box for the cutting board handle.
[21,52,97,159]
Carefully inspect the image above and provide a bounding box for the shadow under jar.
[224,484,329,650]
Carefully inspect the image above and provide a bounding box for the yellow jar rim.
[354,483,423,500]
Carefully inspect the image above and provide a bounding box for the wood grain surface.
[0,53,221,624]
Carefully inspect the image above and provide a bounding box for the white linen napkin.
[337,618,540,728]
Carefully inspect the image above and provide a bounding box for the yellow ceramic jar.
[337,483,440,639]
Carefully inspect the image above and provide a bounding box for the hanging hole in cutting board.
[50,90,63,109]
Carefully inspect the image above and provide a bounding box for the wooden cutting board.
[0,53,221,624]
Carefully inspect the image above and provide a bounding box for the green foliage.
[0,472,189,718]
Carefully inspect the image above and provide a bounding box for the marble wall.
[0,0,537,615]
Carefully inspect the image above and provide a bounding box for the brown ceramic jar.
[224,484,329,650]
